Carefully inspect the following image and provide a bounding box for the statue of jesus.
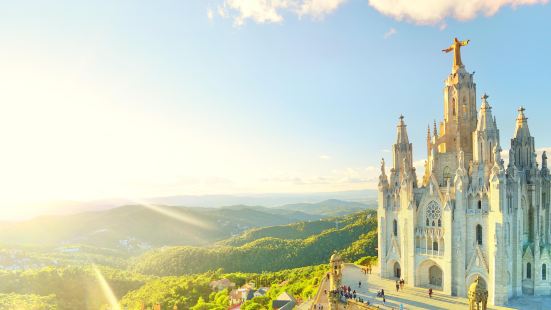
[442,38,470,70]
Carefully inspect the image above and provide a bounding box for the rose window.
[426,202,441,220]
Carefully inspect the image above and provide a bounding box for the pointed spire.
[427,125,431,141]
[514,106,531,139]
[476,93,495,131]
[433,120,438,137]
[396,115,409,144]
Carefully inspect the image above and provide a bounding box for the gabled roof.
[272,292,297,309]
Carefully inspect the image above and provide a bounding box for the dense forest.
[131,211,377,276]
[0,209,378,309]
[120,265,328,309]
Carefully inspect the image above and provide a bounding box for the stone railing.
[416,248,443,257]
[415,227,445,238]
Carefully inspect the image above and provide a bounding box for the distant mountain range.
[277,198,375,216]
[14,189,377,220]
[0,198,375,251]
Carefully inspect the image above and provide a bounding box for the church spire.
[473,94,500,165]
[510,107,536,171]
[392,115,413,179]
[476,93,496,132]
[396,114,409,144]
[514,106,531,139]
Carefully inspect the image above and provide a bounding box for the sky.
[0,0,550,220]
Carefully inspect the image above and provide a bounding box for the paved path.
[310,275,330,310]
[340,264,514,310]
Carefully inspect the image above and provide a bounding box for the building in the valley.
[377,38,551,306]
[271,292,296,310]
[209,278,236,291]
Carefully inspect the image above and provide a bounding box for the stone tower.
[377,39,551,306]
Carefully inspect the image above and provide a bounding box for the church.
[377,38,551,306]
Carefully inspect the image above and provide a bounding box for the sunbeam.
[92,265,120,310]
[129,199,214,230]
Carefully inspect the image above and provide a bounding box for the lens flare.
[92,265,121,310]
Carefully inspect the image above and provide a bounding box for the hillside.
[130,210,377,276]
[0,205,320,250]
[218,213,359,247]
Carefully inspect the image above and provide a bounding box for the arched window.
[393,220,398,237]
[527,263,532,279]
[432,221,435,227]
[478,200,482,209]
[426,218,429,226]
[438,219,442,227]
[443,166,451,183]
[433,241,439,252]
[543,264,547,281]
[476,225,483,245]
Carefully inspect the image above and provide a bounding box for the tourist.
[400,303,404,310]
[381,289,385,297]
[428,288,433,298]
[396,280,400,292]
[359,281,362,287]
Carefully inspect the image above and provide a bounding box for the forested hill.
[130,210,377,276]
[0,199,370,251]
[218,213,360,247]
[0,205,320,249]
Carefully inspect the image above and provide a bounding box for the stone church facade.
[377,41,551,306]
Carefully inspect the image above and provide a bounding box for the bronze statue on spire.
[442,38,470,70]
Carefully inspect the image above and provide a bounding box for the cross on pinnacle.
[518,106,526,113]
[481,93,489,100]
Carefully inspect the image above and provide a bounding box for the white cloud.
[216,0,547,25]
[368,0,548,25]
[298,0,347,18]
[320,154,332,160]
[384,27,397,38]
[220,0,346,26]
